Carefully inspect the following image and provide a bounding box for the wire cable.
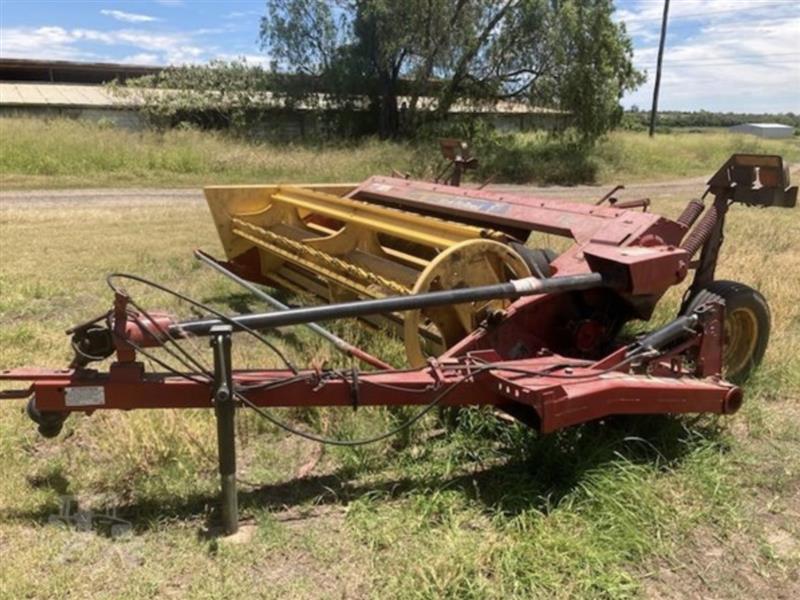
[100,272,488,444]
[232,366,492,447]
[106,272,299,374]
[97,272,652,447]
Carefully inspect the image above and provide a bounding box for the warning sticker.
[65,386,106,407]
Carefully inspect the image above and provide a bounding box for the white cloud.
[120,53,161,65]
[224,10,261,20]
[616,0,798,36]
[0,25,206,65]
[0,26,93,60]
[617,1,800,112]
[100,9,158,24]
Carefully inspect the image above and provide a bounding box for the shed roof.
[0,82,565,115]
[0,57,161,84]
[0,82,123,107]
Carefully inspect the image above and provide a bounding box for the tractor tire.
[509,243,558,278]
[684,280,770,383]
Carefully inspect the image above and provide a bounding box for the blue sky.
[1,0,798,113]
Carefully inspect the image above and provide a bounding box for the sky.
[0,0,798,113]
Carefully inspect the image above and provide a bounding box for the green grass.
[2,117,798,188]
[0,127,799,598]
[0,117,422,188]
[592,129,800,182]
[476,130,800,184]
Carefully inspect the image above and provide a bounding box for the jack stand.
[210,324,238,535]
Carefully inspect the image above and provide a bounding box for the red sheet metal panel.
[351,176,683,246]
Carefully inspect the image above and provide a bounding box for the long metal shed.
[729,123,794,139]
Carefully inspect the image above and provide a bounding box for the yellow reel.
[403,239,532,366]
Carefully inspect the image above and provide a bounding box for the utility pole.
[649,0,670,137]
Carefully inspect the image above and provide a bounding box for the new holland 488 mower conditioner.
[1,152,796,534]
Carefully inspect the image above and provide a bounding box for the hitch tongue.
[0,387,33,400]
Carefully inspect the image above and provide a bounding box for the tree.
[261,0,643,141]
[109,59,275,133]
[534,0,645,142]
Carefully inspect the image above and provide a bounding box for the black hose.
[98,271,638,447]
[106,273,299,374]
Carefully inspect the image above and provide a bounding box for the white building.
[729,123,794,139]
[0,57,568,137]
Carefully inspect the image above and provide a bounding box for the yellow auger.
[205,183,531,365]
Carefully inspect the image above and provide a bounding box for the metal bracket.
[349,366,360,411]
[210,324,238,536]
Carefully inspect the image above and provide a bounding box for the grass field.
[1,123,799,598]
[1,117,799,188]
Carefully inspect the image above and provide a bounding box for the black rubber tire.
[684,280,770,383]
[509,243,558,278]
[26,397,65,438]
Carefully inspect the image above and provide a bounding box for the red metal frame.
[2,153,795,537]
[1,287,739,434]
[2,361,740,434]
[8,155,791,434]
[351,175,687,246]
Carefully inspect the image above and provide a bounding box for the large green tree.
[261,0,643,140]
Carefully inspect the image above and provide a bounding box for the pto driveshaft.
[174,273,606,337]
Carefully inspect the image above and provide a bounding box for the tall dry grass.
[593,130,800,182]
[2,117,798,188]
[0,117,421,188]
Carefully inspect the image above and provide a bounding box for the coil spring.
[681,197,725,257]
[676,198,705,229]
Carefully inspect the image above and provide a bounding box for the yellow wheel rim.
[723,307,758,377]
[403,240,531,367]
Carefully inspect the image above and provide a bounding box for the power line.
[628,0,793,5]
[634,51,800,66]
[672,52,800,59]
[636,59,799,68]
[619,1,795,23]
[639,51,799,61]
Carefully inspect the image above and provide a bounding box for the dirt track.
[0,176,712,208]
[9,161,800,206]
[0,187,203,207]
